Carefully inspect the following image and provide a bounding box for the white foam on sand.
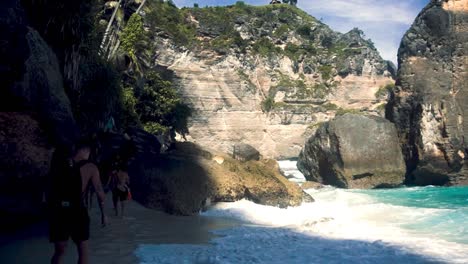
[135,161,468,264]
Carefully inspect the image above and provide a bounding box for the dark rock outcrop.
[131,142,307,215]
[0,0,77,146]
[233,143,260,161]
[0,0,78,230]
[298,114,405,188]
[0,113,53,230]
[386,0,468,185]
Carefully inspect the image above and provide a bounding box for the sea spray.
[136,161,468,263]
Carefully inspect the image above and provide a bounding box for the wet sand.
[0,195,240,264]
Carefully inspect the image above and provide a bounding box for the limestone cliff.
[387,0,468,185]
[106,2,395,158]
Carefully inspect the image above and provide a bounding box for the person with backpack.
[48,138,108,264]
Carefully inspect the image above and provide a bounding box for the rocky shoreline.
[130,142,309,215]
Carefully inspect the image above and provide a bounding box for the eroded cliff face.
[387,0,468,185]
[143,4,394,158]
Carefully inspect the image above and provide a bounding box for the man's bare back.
[50,143,108,264]
[80,163,105,196]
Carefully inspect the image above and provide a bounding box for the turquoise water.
[136,160,468,263]
[136,184,468,263]
[352,186,468,244]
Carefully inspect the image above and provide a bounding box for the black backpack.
[49,153,90,209]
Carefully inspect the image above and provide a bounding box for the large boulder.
[386,0,468,186]
[233,143,260,161]
[298,114,406,188]
[131,142,308,215]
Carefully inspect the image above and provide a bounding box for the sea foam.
[136,161,468,264]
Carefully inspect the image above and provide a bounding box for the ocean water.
[136,161,468,264]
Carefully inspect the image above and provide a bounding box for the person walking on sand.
[109,162,131,218]
[48,138,108,264]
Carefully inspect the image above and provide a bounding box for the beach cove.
[2,161,468,263]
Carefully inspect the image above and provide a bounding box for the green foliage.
[178,2,316,54]
[210,30,247,53]
[271,71,332,99]
[328,42,346,57]
[321,102,339,111]
[321,36,333,48]
[273,24,290,38]
[343,48,363,56]
[318,65,334,80]
[296,25,312,38]
[311,83,330,99]
[137,72,178,125]
[261,96,275,113]
[375,83,395,98]
[143,122,170,134]
[120,87,141,128]
[252,37,282,57]
[275,72,306,90]
[335,108,362,116]
[376,103,387,111]
[235,1,246,7]
[146,1,197,47]
[367,39,376,50]
[284,43,300,58]
[70,57,123,134]
[133,71,191,136]
[120,14,145,61]
[284,43,316,60]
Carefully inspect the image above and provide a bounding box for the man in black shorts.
[48,140,108,264]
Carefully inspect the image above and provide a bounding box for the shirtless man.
[49,140,108,264]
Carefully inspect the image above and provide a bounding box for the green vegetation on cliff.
[120,13,145,62]
[375,83,395,98]
[146,0,197,47]
[21,0,192,138]
[118,7,192,136]
[144,1,318,55]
